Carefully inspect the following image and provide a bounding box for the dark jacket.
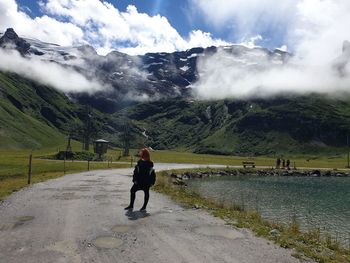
[132,160,155,187]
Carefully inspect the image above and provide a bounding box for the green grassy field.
[149,150,350,169]
[2,143,350,201]
[0,141,131,200]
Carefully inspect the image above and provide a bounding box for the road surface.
[0,164,303,263]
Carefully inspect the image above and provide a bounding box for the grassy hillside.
[0,73,65,148]
[121,97,350,156]
[2,69,350,156]
[0,71,119,149]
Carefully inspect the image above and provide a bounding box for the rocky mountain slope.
[0,28,290,112]
[118,96,350,155]
[1,28,350,155]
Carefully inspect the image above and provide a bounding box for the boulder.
[269,229,280,236]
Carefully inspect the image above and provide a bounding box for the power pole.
[82,107,92,151]
[66,133,72,152]
[122,121,130,156]
[84,114,91,151]
[27,154,32,184]
[347,133,349,168]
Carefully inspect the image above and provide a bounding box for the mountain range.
[1,28,350,156]
[0,28,291,112]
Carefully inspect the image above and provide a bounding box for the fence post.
[130,155,133,167]
[28,154,32,184]
[63,155,66,174]
[88,160,90,171]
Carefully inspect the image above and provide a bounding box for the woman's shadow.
[125,209,150,221]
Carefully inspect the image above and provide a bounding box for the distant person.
[276,158,281,169]
[125,148,156,212]
[282,159,285,169]
[286,159,291,170]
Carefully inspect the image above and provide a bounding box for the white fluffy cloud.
[292,0,350,64]
[0,0,84,45]
[190,0,297,43]
[191,0,350,57]
[0,0,229,55]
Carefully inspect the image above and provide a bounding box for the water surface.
[187,175,350,244]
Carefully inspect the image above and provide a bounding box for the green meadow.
[2,141,350,201]
[150,150,350,169]
[0,142,130,200]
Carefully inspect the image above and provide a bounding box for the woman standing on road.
[124,148,156,211]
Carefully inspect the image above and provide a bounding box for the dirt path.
[0,164,303,263]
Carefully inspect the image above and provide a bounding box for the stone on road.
[0,164,302,263]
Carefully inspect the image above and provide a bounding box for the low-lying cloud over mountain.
[0,0,350,100]
[192,43,350,99]
[0,28,106,93]
[1,26,350,106]
[1,0,350,102]
[0,48,105,93]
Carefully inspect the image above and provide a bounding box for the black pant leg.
[141,187,150,209]
[129,184,139,207]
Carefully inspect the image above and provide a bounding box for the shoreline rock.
[169,168,350,185]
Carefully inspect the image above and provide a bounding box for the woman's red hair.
[140,148,151,161]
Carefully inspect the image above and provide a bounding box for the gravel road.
[0,163,303,263]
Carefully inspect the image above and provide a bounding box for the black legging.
[128,184,150,209]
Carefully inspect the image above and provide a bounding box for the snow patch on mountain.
[180,65,189,71]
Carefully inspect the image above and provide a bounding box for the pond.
[187,175,350,244]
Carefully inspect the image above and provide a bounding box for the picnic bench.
[242,161,255,168]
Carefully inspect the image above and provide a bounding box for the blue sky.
[2,0,348,58]
[13,0,277,52]
[16,0,216,42]
[4,0,298,55]
[18,0,192,36]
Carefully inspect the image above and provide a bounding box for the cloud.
[190,0,350,58]
[191,0,350,99]
[291,0,350,64]
[193,48,350,99]
[0,0,84,46]
[187,30,229,49]
[190,0,297,45]
[0,0,229,55]
[0,49,104,93]
[240,35,263,49]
